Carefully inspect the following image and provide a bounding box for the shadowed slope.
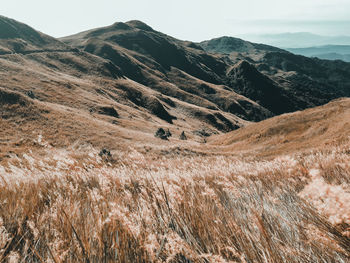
[61,21,277,123]
[227,60,305,114]
[201,36,350,110]
[64,22,350,125]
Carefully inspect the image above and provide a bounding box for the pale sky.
[1,0,350,41]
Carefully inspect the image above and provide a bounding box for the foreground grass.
[0,144,350,262]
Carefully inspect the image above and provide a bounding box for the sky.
[1,0,350,42]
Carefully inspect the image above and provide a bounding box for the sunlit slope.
[209,98,350,156]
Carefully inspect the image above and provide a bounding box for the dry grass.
[1,139,350,262]
[209,97,350,157]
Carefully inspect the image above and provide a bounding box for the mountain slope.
[62,21,350,121]
[61,20,274,123]
[226,60,306,114]
[0,15,70,54]
[200,36,350,110]
[209,97,350,156]
[200,36,284,54]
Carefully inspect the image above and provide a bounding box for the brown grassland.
[1,107,350,262]
[1,83,350,262]
[1,87,350,262]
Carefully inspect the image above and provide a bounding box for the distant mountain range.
[241,32,350,62]
[243,32,350,48]
[286,45,350,62]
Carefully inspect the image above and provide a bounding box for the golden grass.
[208,98,350,157]
[1,140,350,262]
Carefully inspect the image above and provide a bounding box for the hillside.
[209,97,350,156]
[0,15,70,54]
[199,36,284,54]
[201,36,350,110]
[0,17,267,163]
[0,17,279,159]
[61,21,274,123]
[1,16,350,158]
[63,22,350,118]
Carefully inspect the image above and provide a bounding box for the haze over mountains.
[244,32,350,62]
[287,45,350,62]
[244,32,350,48]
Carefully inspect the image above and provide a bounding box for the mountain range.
[241,32,350,62]
[287,45,350,62]
[1,15,350,159]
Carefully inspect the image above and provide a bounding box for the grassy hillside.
[1,98,350,262]
[0,139,350,262]
[209,98,350,157]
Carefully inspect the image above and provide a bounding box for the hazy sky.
[1,0,350,41]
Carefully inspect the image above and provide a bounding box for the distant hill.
[199,36,283,54]
[287,45,350,62]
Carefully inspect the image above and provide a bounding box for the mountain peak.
[231,60,260,77]
[110,22,132,31]
[0,16,68,54]
[200,36,283,54]
[233,60,253,69]
[125,20,154,31]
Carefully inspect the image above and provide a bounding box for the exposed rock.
[154,128,172,140]
[99,148,112,161]
[96,106,119,118]
[179,131,187,140]
[0,88,28,106]
[192,128,217,137]
[165,128,172,138]
[26,90,35,99]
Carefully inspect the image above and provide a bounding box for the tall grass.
[0,144,350,262]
